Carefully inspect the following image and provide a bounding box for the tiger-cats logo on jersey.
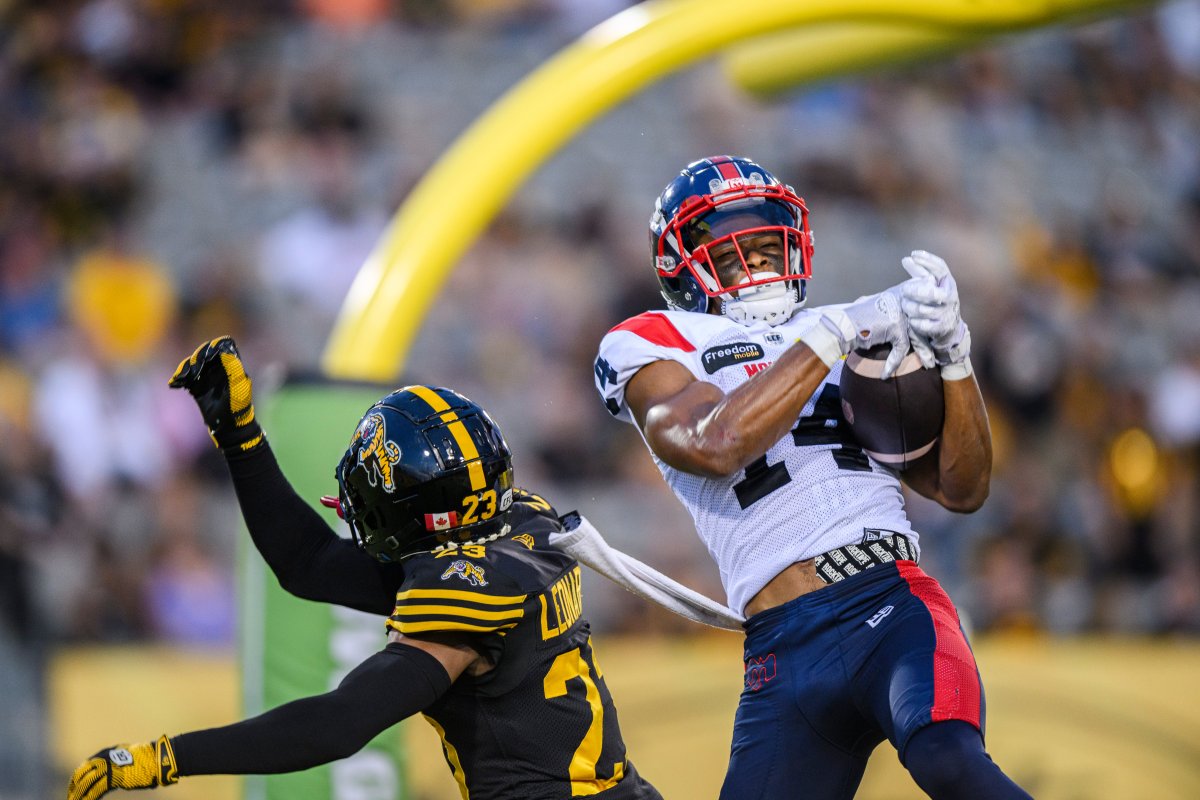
[441,560,488,587]
[351,412,401,492]
[512,533,535,550]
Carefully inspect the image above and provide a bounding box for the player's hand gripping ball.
[839,344,944,470]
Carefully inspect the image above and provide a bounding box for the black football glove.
[169,336,265,455]
[67,736,180,800]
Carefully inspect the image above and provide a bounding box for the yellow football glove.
[169,336,265,454]
[67,735,179,800]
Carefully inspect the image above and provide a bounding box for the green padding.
[240,380,411,800]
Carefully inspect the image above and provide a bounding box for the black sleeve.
[225,444,403,614]
[170,643,451,776]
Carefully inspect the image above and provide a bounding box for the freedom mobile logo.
[702,342,765,374]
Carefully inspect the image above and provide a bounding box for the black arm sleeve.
[170,643,451,776]
[225,444,403,614]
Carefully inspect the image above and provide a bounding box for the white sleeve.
[594,313,701,424]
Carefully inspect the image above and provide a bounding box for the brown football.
[839,344,944,470]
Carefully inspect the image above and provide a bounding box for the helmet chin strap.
[426,523,513,556]
[723,273,802,326]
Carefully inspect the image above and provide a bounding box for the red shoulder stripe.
[608,313,696,352]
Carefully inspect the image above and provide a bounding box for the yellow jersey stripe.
[392,604,525,621]
[423,715,470,800]
[388,619,519,634]
[396,587,527,605]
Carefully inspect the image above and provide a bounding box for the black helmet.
[334,386,514,562]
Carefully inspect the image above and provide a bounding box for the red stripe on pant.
[897,561,982,727]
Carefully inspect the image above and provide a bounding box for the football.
[839,344,944,470]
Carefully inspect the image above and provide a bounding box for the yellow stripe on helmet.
[403,386,488,491]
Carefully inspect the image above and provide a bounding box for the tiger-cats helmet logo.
[351,412,401,492]
[441,560,488,586]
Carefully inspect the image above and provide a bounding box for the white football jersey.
[594,307,920,615]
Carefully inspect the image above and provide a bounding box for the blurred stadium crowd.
[1,2,1200,790]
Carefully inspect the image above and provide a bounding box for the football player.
[67,337,663,800]
[593,157,1031,799]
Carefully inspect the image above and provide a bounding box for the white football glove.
[900,250,972,380]
[802,286,911,379]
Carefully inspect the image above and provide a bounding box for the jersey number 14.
[733,384,870,509]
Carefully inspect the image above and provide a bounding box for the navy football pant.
[905,721,1032,799]
[718,561,1029,799]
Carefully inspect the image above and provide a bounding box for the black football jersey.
[386,490,662,800]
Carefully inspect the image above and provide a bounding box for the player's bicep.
[387,630,483,682]
[626,360,727,475]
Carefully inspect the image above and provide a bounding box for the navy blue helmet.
[650,156,813,325]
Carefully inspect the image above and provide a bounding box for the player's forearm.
[711,341,830,467]
[659,343,829,477]
[685,300,906,476]
[172,694,369,774]
[930,374,992,511]
[171,644,450,776]
[225,444,401,612]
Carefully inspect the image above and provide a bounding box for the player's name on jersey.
[539,566,583,640]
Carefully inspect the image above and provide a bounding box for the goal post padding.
[240,378,412,800]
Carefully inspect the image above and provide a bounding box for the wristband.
[940,356,973,382]
[797,311,854,368]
